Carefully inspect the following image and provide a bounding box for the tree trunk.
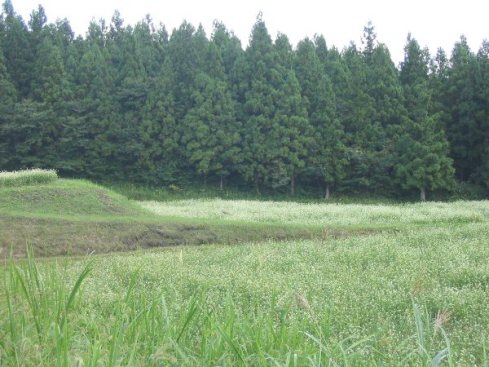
[203,175,207,186]
[290,175,295,196]
[219,175,224,191]
[420,187,426,201]
[324,185,330,200]
[254,175,261,195]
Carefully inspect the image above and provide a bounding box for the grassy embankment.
[2,169,489,365]
[0,170,349,257]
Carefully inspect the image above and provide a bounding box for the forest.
[0,1,488,200]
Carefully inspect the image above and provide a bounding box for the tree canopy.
[1,2,488,199]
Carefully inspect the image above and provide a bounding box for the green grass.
[141,198,489,227]
[2,221,489,365]
[0,179,335,257]
[0,179,150,221]
[1,178,489,365]
[0,169,58,187]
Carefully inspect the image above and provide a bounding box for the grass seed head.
[434,309,451,332]
[295,291,311,311]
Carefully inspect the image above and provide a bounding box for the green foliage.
[182,73,241,183]
[397,36,455,199]
[0,44,17,169]
[442,37,489,188]
[0,3,488,198]
[394,116,454,198]
[271,36,311,193]
[296,38,346,197]
[1,0,31,97]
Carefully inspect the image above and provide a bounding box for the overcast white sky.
[12,0,489,64]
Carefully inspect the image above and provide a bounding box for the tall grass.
[3,219,489,365]
[0,253,459,366]
[1,250,91,366]
[0,169,58,187]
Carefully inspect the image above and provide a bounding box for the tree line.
[1,1,488,200]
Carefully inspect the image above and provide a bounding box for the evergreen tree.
[211,22,247,144]
[362,24,408,194]
[0,41,15,105]
[0,40,17,169]
[296,38,346,198]
[477,41,489,189]
[428,48,450,121]
[137,59,180,184]
[445,37,484,183]
[182,72,240,188]
[27,5,47,54]
[1,3,489,197]
[28,37,71,167]
[211,21,244,80]
[31,37,70,104]
[400,35,431,122]
[107,16,163,182]
[341,43,377,192]
[181,32,241,188]
[270,34,311,194]
[74,28,119,179]
[322,45,351,135]
[167,21,200,121]
[397,35,454,200]
[1,0,32,97]
[240,15,281,192]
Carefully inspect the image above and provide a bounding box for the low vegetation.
[0,179,327,257]
[0,178,146,219]
[2,221,489,365]
[141,198,489,227]
[1,177,488,365]
[0,168,57,187]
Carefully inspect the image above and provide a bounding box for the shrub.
[0,168,58,187]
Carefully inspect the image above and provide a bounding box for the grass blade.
[59,262,92,329]
[176,294,200,343]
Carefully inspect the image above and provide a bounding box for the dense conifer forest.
[1,1,488,199]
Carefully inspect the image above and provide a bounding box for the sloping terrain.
[0,179,149,219]
[0,179,330,257]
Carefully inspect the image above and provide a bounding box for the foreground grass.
[2,221,489,365]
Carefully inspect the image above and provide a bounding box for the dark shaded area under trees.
[1,2,488,200]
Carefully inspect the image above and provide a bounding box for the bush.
[448,181,488,201]
[0,168,58,187]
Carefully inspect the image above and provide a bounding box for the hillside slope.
[0,179,151,220]
[0,179,324,257]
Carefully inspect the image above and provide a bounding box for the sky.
[12,0,489,64]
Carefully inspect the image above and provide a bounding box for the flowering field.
[141,198,489,227]
[1,199,489,366]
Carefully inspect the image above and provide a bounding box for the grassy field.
[1,176,489,365]
[0,179,324,257]
[141,198,488,227]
